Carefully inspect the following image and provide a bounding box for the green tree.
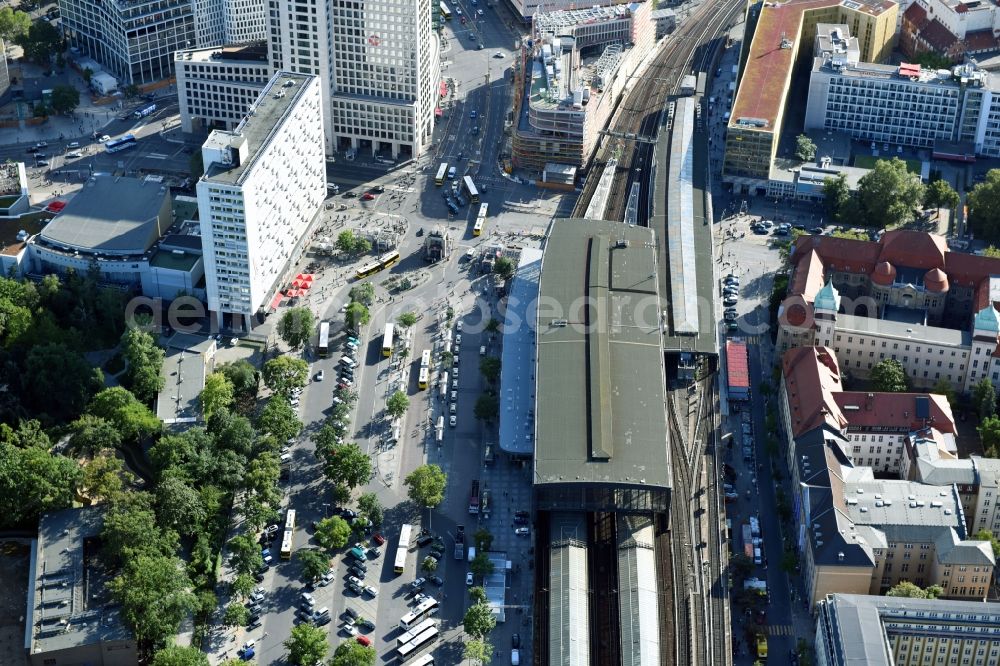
[397,311,418,328]
[345,302,371,330]
[284,623,329,665]
[795,134,816,162]
[277,307,314,349]
[386,390,409,419]
[485,318,501,334]
[262,356,309,397]
[870,359,910,393]
[469,586,488,605]
[474,393,499,422]
[974,378,997,418]
[0,435,82,528]
[80,454,128,502]
[257,395,302,443]
[200,372,235,420]
[88,387,161,443]
[822,174,850,223]
[231,573,256,599]
[974,529,1000,559]
[336,230,372,255]
[228,534,263,575]
[152,645,210,666]
[857,158,925,228]
[108,554,197,647]
[69,414,122,455]
[463,601,497,639]
[912,51,953,69]
[219,360,259,414]
[479,357,501,383]
[474,528,494,551]
[464,639,493,665]
[49,85,80,115]
[314,516,352,550]
[932,378,957,408]
[297,549,330,581]
[349,283,376,306]
[404,464,447,509]
[101,493,179,567]
[886,581,942,599]
[316,441,371,489]
[421,555,438,573]
[470,551,495,577]
[923,178,959,212]
[25,343,104,422]
[440,350,454,367]
[329,641,376,666]
[0,7,32,42]
[122,328,164,403]
[122,84,141,99]
[18,20,62,64]
[155,474,206,537]
[978,415,1000,458]
[222,602,250,628]
[968,169,1000,241]
[357,492,383,526]
[493,256,515,281]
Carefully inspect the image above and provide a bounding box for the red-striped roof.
[726,340,750,390]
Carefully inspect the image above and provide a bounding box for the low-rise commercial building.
[197,71,325,330]
[815,593,1000,666]
[505,0,634,21]
[513,2,654,171]
[900,0,1000,63]
[176,42,272,133]
[27,506,137,666]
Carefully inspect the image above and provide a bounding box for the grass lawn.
[853,154,921,174]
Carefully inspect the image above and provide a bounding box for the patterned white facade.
[176,44,272,133]
[196,72,325,329]
[194,0,268,47]
[269,0,438,158]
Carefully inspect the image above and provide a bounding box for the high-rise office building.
[176,42,272,133]
[194,0,268,47]
[196,71,325,330]
[59,0,196,84]
[269,0,438,158]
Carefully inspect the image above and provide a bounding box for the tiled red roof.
[920,19,960,52]
[833,392,956,434]
[877,230,947,270]
[945,252,1000,289]
[903,2,927,24]
[792,235,881,275]
[965,29,998,52]
[782,346,848,438]
[790,249,826,303]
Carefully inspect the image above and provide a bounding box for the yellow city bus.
[420,349,431,368]
[473,219,484,236]
[382,323,395,357]
[378,250,401,270]
[435,162,448,185]
[356,260,382,280]
[280,509,296,559]
[418,366,430,390]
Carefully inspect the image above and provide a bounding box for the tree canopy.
[0,424,82,528]
[795,134,816,162]
[405,464,447,508]
[276,307,314,349]
[0,7,32,42]
[345,302,371,331]
[397,311,418,328]
[200,372,234,421]
[121,327,165,403]
[474,393,499,422]
[88,387,161,443]
[857,158,924,228]
[479,357,501,383]
[886,581,943,599]
[151,646,210,666]
[870,359,910,393]
[107,553,197,647]
[349,283,376,307]
[821,174,850,224]
[262,356,309,397]
[968,170,1000,242]
[493,257,515,281]
[974,378,996,418]
[316,440,372,489]
[330,641,376,666]
[386,390,409,419]
[336,230,372,255]
[256,395,302,444]
[923,178,959,211]
[18,20,62,64]
[357,492,383,526]
[49,85,81,115]
[463,601,497,639]
[284,623,329,665]
[314,515,352,550]
[297,548,330,581]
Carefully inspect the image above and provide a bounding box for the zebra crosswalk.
[766,624,794,636]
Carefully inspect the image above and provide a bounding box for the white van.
[467,546,476,562]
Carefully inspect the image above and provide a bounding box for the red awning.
[46,200,66,212]
[435,107,443,117]
[300,274,314,282]
[269,292,284,310]
[439,81,448,97]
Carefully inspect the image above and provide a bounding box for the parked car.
[430,575,444,586]
[343,606,359,620]
[514,511,529,524]
[372,532,386,545]
[410,577,427,591]
[466,572,474,586]
[515,527,530,536]
[361,192,375,200]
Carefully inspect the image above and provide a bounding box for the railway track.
[702,379,730,666]
[666,390,697,666]
[573,0,745,223]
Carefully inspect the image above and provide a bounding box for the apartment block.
[816,593,1000,666]
[777,230,1000,393]
[512,2,654,170]
[176,43,272,133]
[723,0,897,192]
[900,0,1000,62]
[196,72,325,330]
[778,346,995,607]
[58,0,196,84]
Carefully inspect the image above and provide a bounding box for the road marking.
[146,153,167,159]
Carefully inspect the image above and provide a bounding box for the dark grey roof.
[817,593,1000,666]
[38,176,169,255]
[617,514,659,666]
[31,507,134,657]
[160,234,203,251]
[534,219,671,489]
